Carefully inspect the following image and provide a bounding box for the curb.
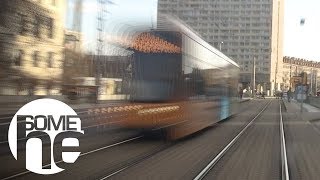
[239,99,250,103]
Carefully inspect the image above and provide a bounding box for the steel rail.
[279,100,290,180]
[98,143,173,180]
[1,136,143,180]
[193,100,271,180]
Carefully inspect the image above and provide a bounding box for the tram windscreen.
[130,31,183,101]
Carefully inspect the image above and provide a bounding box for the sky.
[66,0,157,53]
[283,0,320,61]
[66,0,320,61]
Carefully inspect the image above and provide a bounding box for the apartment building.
[158,0,284,95]
[0,0,66,95]
[283,56,320,94]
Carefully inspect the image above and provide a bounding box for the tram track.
[96,100,270,179]
[193,99,289,180]
[83,100,263,180]
[98,142,174,180]
[1,135,144,180]
[193,100,272,180]
[2,99,265,180]
[280,99,320,180]
[279,100,290,180]
[2,124,178,180]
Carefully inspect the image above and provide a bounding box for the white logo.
[8,98,84,175]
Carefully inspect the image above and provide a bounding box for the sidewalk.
[288,99,320,113]
[283,99,320,122]
[282,99,320,179]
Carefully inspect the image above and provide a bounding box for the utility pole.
[96,0,107,102]
[252,56,256,97]
[289,58,292,89]
[311,68,313,95]
[316,70,318,95]
[274,0,280,94]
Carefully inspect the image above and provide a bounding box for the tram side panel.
[227,64,240,117]
[120,30,239,139]
[165,34,233,139]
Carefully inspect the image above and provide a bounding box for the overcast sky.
[67,0,320,61]
[283,0,320,61]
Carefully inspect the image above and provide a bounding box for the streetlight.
[251,56,256,98]
[311,68,313,95]
[219,41,223,51]
[289,57,292,90]
[315,70,318,96]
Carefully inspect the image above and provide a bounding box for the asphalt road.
[203,100,281,180]
[104,100,268,180]
[283,100,320,180]
[0,128,141,178]
[1,99,293,180]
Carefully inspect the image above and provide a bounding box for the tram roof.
[156,15,239,68]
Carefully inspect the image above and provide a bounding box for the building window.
[33,51,39,67]
[13,50,24,66]
[16,14,25,35]
[34,16,40,37]
[48,18,54,38]
[17,14,26,35]
[47,52,53,68]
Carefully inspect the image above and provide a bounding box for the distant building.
[158,0,284,95]
[283,56,320,94]
[62,54,131,100]
[0,0,66,95]
[65,29,83,52]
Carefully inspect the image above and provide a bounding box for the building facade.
[158,0,284,95]
[283,56,320,95]
[0,0,66,95]
[64,30,83,53]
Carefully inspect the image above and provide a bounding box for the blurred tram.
[99,17,240,139]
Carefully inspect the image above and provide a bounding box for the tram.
[116,18,240,139]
